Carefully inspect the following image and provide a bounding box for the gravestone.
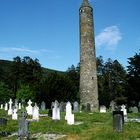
[41,101,46,110]
[18,111,29,140]
[121,104,127,121]
[60,102,65,112]
[4,103,8,111]
[138,102,140,112]
[18,103,21,110]
[73,101,79,113]
[12,108,18,120]
[0,104,3,109]
[52,100,60,121]
[87,103,91,112]
[21,99,25,108]
[15,99,18,109]
[131,106,138,113]
[113,111,124,132]
[0,118,7,126]
[8,99,13,115]
[32,104,39,121]
[65,102,74,125]
[65,102,72,120]
[48,109,52,117]
[110,101,116,112]
[100,105,106,113]
[81,103,91,112]
[26,100,33,116]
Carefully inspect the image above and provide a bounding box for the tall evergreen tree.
[127,51,140,106]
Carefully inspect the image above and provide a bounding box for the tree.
[127,51,140,106]
[0,82,13,103]
[16,85,35,102]
[9,56,42,100]
[97,57,127,107]
[9,56,22,97]
[40,72,78,108]
[67,64,79,91]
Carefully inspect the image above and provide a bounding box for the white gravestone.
[32,104,39,121]
[121,105,127,116]
[18,103,21,110]
[26,100,33,116]
[52,100,60,121]
[0,104,3,109]
[100,105,106,113]
[5,103,8,111]
[65,102,74,125]
[12,108,18,120]
[8,99,13,115]
[121,104,127,121]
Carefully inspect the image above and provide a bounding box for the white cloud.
[95,25,122,50]
[0,46,61,61]
[0,46,39,54]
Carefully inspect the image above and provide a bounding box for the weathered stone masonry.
[79,0,99,112]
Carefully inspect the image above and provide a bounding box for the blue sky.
[0,0,140,71]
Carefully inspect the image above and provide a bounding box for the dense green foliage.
[127,52,140,106]
[0,50,140,108]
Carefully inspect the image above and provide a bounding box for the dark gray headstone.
[18,111,29,140]
[41,101,46,110]
[73,101,79,112]
[81,103,91,112]
[0,118,7,126]
[48,109,52,117]
[113,111,124,132]
[138,102,140,112]
[60,102,65,112]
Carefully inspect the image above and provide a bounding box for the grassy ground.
[0,109,140,140]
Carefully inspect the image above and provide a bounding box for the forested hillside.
[0,51,140,108]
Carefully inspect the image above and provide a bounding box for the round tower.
[79,0,99,112]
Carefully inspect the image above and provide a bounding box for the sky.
[0,0,140,71]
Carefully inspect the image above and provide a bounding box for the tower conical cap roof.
[80,0,91,8]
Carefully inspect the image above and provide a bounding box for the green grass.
[0,110,140,140]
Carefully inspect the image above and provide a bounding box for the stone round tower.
[79,0,99,112]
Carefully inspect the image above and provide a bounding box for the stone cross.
[26,100,33,116]
[8,99,13,115]
[18,111,29,139]
[52,100,60,121]
[121,104,127,121]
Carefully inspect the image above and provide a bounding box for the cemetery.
[0,0,140,139]
[0,99,139,140]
